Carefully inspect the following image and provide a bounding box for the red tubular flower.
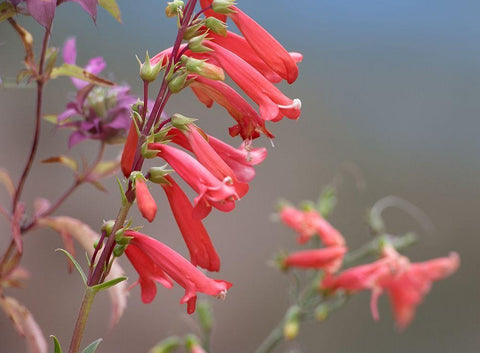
[168,128,267,183]
[279,206,345,246]
[149,142,240,219]
[135,178,157,222]
[208,31,283,83]
[121,121,138,177]
[383,252,460,330]
[227,6,300,84]
[208,138,267,183]
[321,246,460,329]
[125,230,232,314]
[190,76,274,140]
[125,245,173,303]
[161,175,220,272]
[284,246,347,274]
[182,125,249,198]
[205,41,301,122]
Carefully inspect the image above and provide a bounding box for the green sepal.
[116,178,128,206]
[50,335,63,353]
[153,126,172,142]
[99,0,122,22]
[171,113,197,131]
[51,64,114,86]
[80,338,103,353]
[56,248,87,286]
[90,276,127,293]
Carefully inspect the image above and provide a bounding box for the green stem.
[67,287,97,353]
[253,318,285,353]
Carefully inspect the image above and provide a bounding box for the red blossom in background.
[283,246,347,274]
[321,246,459,329]
[279,205,345,246]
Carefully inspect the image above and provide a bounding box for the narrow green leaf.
[50,64,114,86]
[116,178,128,206]
[99,0,122,22]
[90,276,127,293]
[55,248,87,285]
[0,2,16,22]
[81,338,103,353]
[42,155,78,172]
[50,335,63,353]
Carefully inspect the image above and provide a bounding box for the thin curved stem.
[12,25,51,211]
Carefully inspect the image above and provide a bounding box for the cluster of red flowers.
[120,0,302,314]
[279,204,459,329]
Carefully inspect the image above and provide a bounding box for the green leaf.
[0,2,16,23]
[91,160,120,179]
[90,276,127,293]
[81,338,103,353]
[42,155,78,172]
[116,178,128,206]
[99,0,122,22]
[56,248,87,285]
[50,335,63,353]
[50,64,114,86]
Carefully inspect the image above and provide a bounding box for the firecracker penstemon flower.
[0,1,462,353]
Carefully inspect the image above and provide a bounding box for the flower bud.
[148,166,173,184]
[314,304,329,321]
[113,244,127,257]
[283,305,301,340]
[188,33,212,53]
[134,175,157,222]
[137,51,163,82]
[171,113,197,131]
[101,220,116,236]
[165,0,184,17]
[211,0,236,14]
[183,56,224,81]
[183,21,203,40]
[168,71,189,93]
[205,17,227,36]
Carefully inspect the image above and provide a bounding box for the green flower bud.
[101,220,116,236]
[205,17,227,36]
[165,0,184,17]
[183,56,225,81]
[283,305,301,340]
[211,0,236,14]
[188,33,212,53]
[168,71,189,93]
[315,304,329,321]
[149,166,173,184]
[171,113,197,131]
[113,244,127,257]
[137,51,163,82]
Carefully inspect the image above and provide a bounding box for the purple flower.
[57,38,136,147]
[9,0,98,28]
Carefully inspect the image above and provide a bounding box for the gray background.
[0,1,478,352]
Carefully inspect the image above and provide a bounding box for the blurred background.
[1,0,479,352]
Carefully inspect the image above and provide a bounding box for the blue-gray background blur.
[1,1,479,352]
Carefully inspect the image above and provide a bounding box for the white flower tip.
[277,98,302,110]
[217,290,227,300]
[222,176,233,185]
